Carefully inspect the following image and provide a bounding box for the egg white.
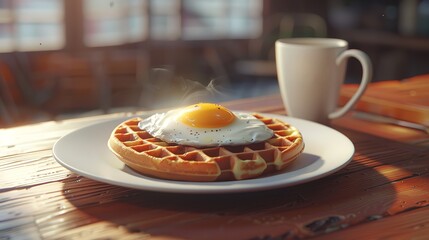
[138,110,274,147]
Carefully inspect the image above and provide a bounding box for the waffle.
[108,113,304,181]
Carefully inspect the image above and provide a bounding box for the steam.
[139,68,229,109]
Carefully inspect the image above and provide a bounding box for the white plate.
[53,113,354,194]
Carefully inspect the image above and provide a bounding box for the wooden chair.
[0,53,58,126]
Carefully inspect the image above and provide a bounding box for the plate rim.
[53,112,354,194]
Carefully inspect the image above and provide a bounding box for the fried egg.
[138,103,274,147]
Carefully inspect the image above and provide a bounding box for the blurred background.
[1,0,428,127]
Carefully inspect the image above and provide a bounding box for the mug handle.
[329,49,372,119]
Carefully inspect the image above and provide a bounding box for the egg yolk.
[179,103,236,128]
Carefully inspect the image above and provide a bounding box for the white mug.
[275,38,372,123]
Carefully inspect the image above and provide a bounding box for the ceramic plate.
[53,113,354,194]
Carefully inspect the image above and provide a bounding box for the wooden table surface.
[1,79,429,239]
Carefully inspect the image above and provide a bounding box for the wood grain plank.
[312,204,429,240]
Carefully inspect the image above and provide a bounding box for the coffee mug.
[275,38,372,123]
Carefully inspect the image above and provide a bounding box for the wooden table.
[1,80,429,239]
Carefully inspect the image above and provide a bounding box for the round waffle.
[108,113,304,182]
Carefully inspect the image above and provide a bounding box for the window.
[0,0,263,52]
[149,0,180,40]
[182,0,263,40]
[83,0,263,44]
[0,0,64,52]
[83,0,148,46]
